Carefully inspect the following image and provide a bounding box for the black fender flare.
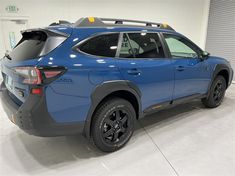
[83,80,142,138]
[207,64,231,98]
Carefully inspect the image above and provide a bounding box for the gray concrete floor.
[0,84,235,176]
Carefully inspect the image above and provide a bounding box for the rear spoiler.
[21,28,70,38]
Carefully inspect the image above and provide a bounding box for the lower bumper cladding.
[0,82,85,137]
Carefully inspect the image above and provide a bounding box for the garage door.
[205,0,235,80]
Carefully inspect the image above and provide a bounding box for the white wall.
[0,0,210,56]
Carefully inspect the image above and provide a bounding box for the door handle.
[176,65,185,71]
[127,68,141,76]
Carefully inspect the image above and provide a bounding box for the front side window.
[164,34,198,58]
[119,33,165,58]
[78,33,119,57]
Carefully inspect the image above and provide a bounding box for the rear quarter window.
[78,33,119,57]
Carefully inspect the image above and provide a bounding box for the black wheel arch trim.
[83,80,142,138]
[207,64,232,98]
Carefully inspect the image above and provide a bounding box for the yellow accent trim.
[152,105,162,110]
[88,17,95,23]
[162,23,168,28]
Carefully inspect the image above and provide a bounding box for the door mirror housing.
[201,51,210,60]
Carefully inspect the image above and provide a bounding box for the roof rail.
[73,17,175,31]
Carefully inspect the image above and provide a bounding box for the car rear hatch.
[0,27,71,105]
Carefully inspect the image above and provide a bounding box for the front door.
[163,33,211,99]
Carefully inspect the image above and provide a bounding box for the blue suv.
[0,17,233,152]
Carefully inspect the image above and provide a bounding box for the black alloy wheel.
[102,109,130,144]
[202,75,226,108]
[213,80,224,103]
[91,97,135,152]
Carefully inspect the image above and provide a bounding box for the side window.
[119,34,135,58]
[78,33,119,57]
[119,33,165,58]
[163,34,198,58]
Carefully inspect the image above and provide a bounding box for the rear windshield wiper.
[5,53,12,60]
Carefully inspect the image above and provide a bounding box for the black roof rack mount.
[49,20,71,26]
[73,17,175,31]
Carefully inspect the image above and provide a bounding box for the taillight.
[14,66,65,85]
[44,71,62,79]
[14,67,42,84]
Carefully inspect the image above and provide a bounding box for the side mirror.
[201,51,210,60]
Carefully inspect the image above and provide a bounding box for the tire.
[202,75,226,108]
[91,97,135,152]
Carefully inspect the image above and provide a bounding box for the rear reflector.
[31,88,42,95]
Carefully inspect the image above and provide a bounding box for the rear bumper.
[0,82,85,137]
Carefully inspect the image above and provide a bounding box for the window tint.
[119,34,135,58]
[119,33,165,58]
[9,32,46,61]
[9,31,67,61]
[79,33,119,57]
[164,34,198,58]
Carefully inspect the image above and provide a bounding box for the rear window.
[78,33,119,57]
[9,31,66,61]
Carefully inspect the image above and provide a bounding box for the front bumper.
[0,82,85,137]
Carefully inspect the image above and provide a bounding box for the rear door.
[117,32,174,111]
